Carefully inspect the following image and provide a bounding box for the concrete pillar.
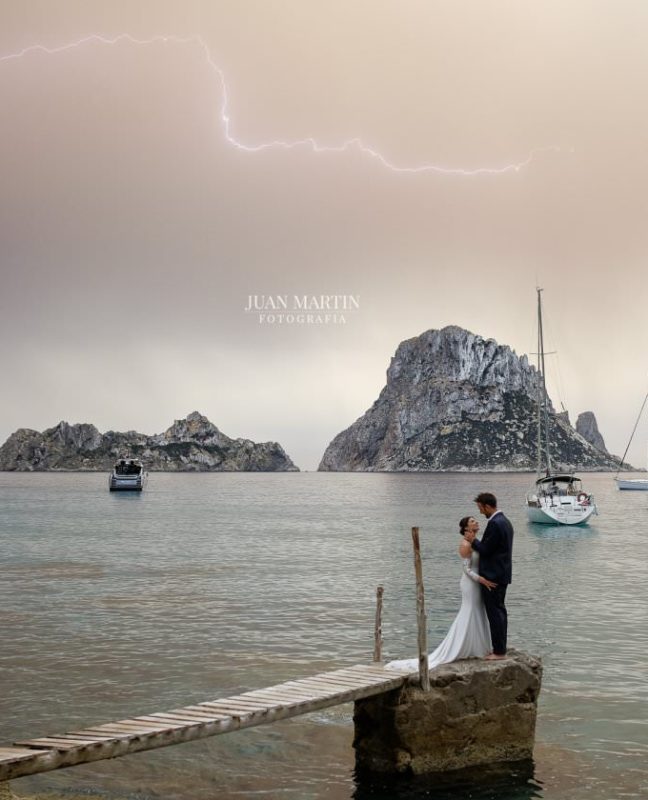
[354,650,542,774]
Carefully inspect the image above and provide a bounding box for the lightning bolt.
[0,33,565,176]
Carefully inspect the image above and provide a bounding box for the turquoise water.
[0,472,646,799]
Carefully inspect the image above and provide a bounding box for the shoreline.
[0,467,639,474]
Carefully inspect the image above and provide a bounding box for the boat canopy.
[114,459,143,475]
[535,474,581,484]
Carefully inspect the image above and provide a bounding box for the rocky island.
[0,412,299,472]
[319,326,624,472]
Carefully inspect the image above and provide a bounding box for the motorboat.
[109,458,147,491]
[525,289,597,525]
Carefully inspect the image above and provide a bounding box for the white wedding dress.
[385,551,492,672]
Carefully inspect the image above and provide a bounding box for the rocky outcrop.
[319,326,623,472]
[575,411,608,454]
[353,650,542,775]
[0,412,298,472]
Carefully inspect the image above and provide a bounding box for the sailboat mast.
[537,288,553,473]
[536,296,542,475]
[615,384,648,476]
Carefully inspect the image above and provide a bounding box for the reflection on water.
[1,472,647,799]
[353,760,543,800]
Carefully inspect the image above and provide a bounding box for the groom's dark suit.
[471,510,513,655]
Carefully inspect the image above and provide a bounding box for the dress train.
[385,551,492,672]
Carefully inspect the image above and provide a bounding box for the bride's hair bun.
[459,516,471,535]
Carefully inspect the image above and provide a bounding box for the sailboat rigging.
[614,385,648,490]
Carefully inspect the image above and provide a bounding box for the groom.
[464,492,514,660]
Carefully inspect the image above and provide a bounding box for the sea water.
[0,472,646,799]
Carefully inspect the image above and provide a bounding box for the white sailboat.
[525,289,597,525]
[615,476,648,490]
[614,393,648,490]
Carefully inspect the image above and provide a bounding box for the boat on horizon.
[109,458,147,492]
[525,288,597,525]
[614,389,648,491]
[615,476,648,490]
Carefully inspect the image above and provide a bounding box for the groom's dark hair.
[474,492,497,508]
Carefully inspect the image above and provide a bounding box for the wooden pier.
[0,663,411,782]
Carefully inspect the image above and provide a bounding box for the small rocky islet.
[0,411,299,472]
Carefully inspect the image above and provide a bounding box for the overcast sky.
[1,1,647,471]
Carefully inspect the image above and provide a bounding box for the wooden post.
[373,585,384,662]
[411,527,430,691]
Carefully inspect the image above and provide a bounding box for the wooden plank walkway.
[0,664,412,782]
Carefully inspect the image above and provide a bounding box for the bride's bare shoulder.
[458,540,472,558]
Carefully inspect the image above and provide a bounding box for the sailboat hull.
[615,478,648,491]
[526,501,596,526]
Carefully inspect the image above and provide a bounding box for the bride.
[385,516,495,672]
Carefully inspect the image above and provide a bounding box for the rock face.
[319,326,622,472]
[353,650,542,775]
[575,411,608,454]
[0,412,299,472]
